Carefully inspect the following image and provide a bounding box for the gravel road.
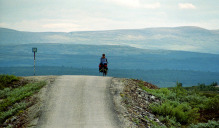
[36,75,121,128]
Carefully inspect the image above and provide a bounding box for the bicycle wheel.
[102,67,105,76]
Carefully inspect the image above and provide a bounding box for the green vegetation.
[132,118,140,125]
[158,116,181,128]
[184,82,219,92]
[138,81,219,127]
[0,74,19,89]
[189,120,219,128]
[0,75,46,124]
[144,116,161,127]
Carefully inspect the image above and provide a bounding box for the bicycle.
[99,64,108,76]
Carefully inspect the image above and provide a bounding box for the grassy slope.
[0,75,46,126]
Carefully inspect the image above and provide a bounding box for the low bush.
[158,116,181,128]
[204,95,219,112]
[138,80,219,127]
[0,88,11,99]
[182,94,208,109]
[0,75,19,90]
[190,82,219,92]
[189,120,219,128]
[150,100,199,124]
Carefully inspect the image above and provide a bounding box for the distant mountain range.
[1,43,219,72]
[1,27,219,87]
[0,43,219,87]
[1,26,219,54]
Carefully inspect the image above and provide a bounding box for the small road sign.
[32,47,37,75]
[32,47,37,52]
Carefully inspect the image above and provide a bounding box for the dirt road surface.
[36,75,121,128]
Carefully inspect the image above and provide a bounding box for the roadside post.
[32,47,37,76]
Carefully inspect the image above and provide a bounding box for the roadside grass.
[137,81,219,127]
[0,74,46,125]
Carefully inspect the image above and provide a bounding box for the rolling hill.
[0,43,219,72]
[1,26,219,54]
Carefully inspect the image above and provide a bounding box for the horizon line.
[0,26,217,33]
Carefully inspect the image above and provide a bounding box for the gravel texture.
[34,75,121,128]
[110,78,165,128]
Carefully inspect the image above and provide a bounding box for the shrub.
[171,83,187,99]
[158,116,181,128]
[150,100,199,124]
[196,82,219,91]
[0,88,11,99]
[140,81,218,127]
[204,95,219,111]
[210,82,217,87]
[189,120,219,128]
[154,88,171,96]
[0,75,19,89]
[182,94,208,109]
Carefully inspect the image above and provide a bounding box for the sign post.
[32,47,37,76]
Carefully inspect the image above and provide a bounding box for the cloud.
[0,23,9,28]
[142,2,160,9]
[104,0,160,9]
[0,19,81,32]
[178,3,196,9]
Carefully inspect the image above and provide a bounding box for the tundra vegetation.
[138,81,219,127]
[0,74,46,125]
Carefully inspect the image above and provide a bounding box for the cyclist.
[99,54,108,72]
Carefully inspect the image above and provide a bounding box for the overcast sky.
[0,0,218,32]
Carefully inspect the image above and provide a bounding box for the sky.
[0,0,219,32]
